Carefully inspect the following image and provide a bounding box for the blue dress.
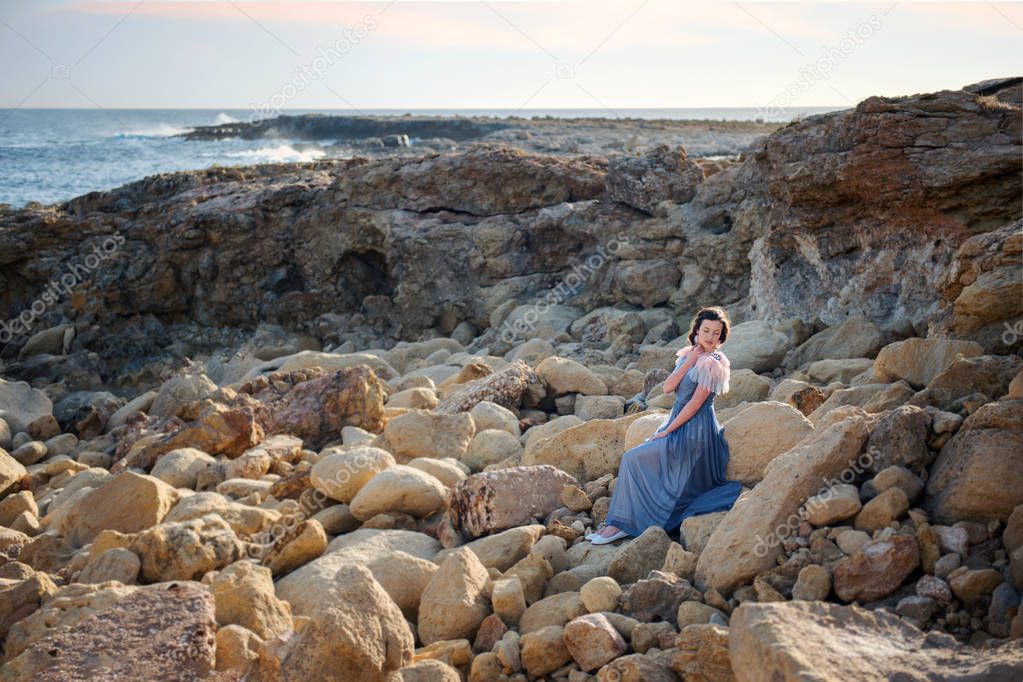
[603,351,742,537]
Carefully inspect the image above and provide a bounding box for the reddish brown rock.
[435,360,544,414]
[746,80,1021,334]
[446,465,578,539]
[0,147,615,380]
[932,218,1023,351]
[112,402,264,473]
[925,399,1023,524]
[2,581,216,680]
[472,613,508,652]
[239,365,387,447]
[948,567,1003,605]
[833,535,920,603]
[620,571,702,625]
[670,624,734,682]
[267,467,312,500]
[563,612,628,672]
[0,82,1018,388]
[114,365,386,473]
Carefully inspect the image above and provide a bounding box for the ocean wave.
[214,112,239,125]
[227,144,326,163]
[115,123,192,138]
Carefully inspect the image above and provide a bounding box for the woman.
[588,306,743,544]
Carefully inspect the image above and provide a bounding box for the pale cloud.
[65,1,850,53]
[10,1,1015,109]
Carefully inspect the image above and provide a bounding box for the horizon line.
[0,105,851,111]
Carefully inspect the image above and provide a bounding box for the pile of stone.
[1,311,1022,680]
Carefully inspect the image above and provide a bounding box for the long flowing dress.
[603,348,743,537]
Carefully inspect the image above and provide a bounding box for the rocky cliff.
[0,78,1022,681]
[2,79,1020,394]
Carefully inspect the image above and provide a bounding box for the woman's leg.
[594,448,638,537]
[597,435,679,539]
[598,439,666,537]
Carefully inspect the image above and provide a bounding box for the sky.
[1,0,1020,113]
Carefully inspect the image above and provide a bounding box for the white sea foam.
[116,123,192,138]
[228,144,326,163]
[214,112,239,125]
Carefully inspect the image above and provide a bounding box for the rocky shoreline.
[177,112,781,159]
[0,78,1021,680]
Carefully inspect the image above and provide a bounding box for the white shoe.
[589,529,630,545]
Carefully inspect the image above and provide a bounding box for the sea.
[0,107,843,209]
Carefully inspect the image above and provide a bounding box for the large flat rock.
[729,600,1023,681]
[2,581,216,680]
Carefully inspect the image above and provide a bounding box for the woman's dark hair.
[686,306,730,346]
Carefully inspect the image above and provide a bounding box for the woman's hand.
[647,429,669,441]
[678,344,707,359]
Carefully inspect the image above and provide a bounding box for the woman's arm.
[655,385,712,434]
[662,345,703,394]
[651,352,729,438]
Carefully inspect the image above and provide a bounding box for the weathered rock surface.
[434,360,543,413]
[932,218,1023,351]
[729,600,1023,681]
[833,535,920,603]
[349,464,449,521]
[521,412,650,481]
[722,401,814,485]
[57,471,179,547]
[208,560,292,639]
[446,465,577,539]
[114,365,386,472]
[745,83,1021,337]
[0,572,59,646]
[275,544,437,621]
[0,79,1020,681]
[311,445,395,502]
[3,582,216,680]
[696,415,870,593]
[382,409,475,461]
[273,564,414,681]
[925,399,1023,523]
[0,380,53,434]
[417,547,491,645]
[93,514,244,582]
